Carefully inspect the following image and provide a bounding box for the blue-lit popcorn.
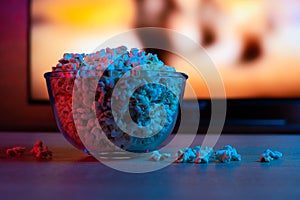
[215,145,241,163]
[53,53,85,71]
[259,149,283,162]
[194,146,215,164]
[175,146,214,164]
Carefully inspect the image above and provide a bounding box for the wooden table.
[0,132,299,200]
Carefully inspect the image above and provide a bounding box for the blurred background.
[1,0,300,132]
[30,0,300,100]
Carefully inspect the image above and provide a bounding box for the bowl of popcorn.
[44,46,188,154]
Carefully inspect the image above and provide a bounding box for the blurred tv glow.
[30,0,300,100]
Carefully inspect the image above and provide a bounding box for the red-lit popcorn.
[30,140,52,160]
[6,146,26,157]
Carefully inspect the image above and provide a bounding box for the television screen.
[29,0,300,101]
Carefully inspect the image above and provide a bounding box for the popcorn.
[6,146,26,157]
[259,149,282,162]
[48,46,184,152]
[215,145,241,163]
[147,146,284,165]
[52,53,85,71]
[194,146,214,164]
[175,146,214,164]
[148,150,171,161]
[30,140,52,160]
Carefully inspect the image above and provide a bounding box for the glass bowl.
[44,69,188,154]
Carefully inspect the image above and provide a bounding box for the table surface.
[0,132,299,200]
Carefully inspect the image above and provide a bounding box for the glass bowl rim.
[44,70,188,79]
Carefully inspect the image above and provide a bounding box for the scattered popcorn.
[215,145,241,163]
[175,146,214,164]
[195,146,215,164]
[259,149,282,162]
[176,147,195,163]
[30,140,52,160]
[6,146,26,157]
[148,150,171,161]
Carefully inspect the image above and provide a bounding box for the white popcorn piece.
[148,150,171,161]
